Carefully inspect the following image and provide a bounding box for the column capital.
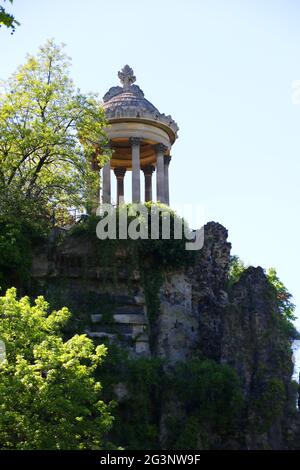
[114,167,126,178]
[142,165,155,176]
[130,137,141,146]
[155,143,168,154]
[164,155,171,165]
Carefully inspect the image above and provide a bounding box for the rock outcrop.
[29,221,300,449]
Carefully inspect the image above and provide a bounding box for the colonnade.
[101,138,171,205]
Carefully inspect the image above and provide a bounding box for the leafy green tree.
[228,257,298,339]
[266,267,298,339]
[0,40,110,213]
[228,255,246,285]
[0,40,111,285]
[0,1,19,33]
[171,358,243,435]
[266,267,296,321]
[0,189,49,288]
[0,288,114,449]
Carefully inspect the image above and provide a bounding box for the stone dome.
[103,65,179,143]
[103,83,159,115]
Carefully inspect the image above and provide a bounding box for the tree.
[266,268,296,321]
[266,267,299,339]
[228,255,246,285]
[0,1,19,33]
[0,288,114,449]
[0,40,111,285]
[0,188,50,288]
[0,40,110,214]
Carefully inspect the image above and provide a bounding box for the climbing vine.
[68,203,197,349]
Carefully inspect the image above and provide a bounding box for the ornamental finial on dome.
[118,65,136,91]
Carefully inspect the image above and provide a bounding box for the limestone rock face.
[29,221,299,449]
[220,267,295,449]
[155,272,198,364]
[153,222,231,365]
[190,222,232,361]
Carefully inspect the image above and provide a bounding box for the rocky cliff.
[29,220,300,449]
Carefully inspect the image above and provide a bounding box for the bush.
[266,268,299,340]
[0,189,50,288]
[168,358,244,445]
[0,288,114,449]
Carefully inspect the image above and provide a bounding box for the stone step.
[85,328,150,357]
[112,294,144,306]
[134,332,148,342]
[114,305,145,315]
[85,330,133,341]
[93,324,133,334]
[91,313,148,325]
[86,331,116,340]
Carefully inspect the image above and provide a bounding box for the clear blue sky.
[1,0,300,328]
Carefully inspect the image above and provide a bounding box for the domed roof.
[103,87,159,115]
[103,65,179,139]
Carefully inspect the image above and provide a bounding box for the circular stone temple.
[100,65,179,205]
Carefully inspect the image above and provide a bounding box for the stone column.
[114,167,126,205]
[90,153,100,214]
[142,165,155,202]
[164,155,171,206]
[102,161,111,204]
[130,137,141,203]
[155,143,167,203]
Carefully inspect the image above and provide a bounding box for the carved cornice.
[104,107,179,137]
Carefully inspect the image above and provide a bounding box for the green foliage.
[141,265,163,344]
[0,40,110,288]
[266,268,298,340]
[0,1,19,33]
[0,40,110,212]
[228,255,246,285]
[252,377,286,430]
[98,348,164,450]
[168,416,205,450]
[228,258,298,340]
[0,288,114,449]
[0,188,49,288]
[69,203,196,347]
[138,202,195,268]
[166,358,243,448]
[69,203,194,282]
[69,203,195,276]
[70,203,194,267]
[267,268,296,320]
[98,347,244,450]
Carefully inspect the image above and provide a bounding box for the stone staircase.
[84,294,150,357]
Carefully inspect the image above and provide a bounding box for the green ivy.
[0,191,50,289]
[165,358,244,448]
[97,347,164,450]
[251,377,286,431]
[96,348,244,450]
[67,204,197,350]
